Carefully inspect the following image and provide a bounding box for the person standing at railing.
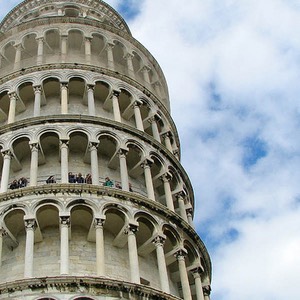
[46,175,56,184]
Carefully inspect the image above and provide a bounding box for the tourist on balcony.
[103,177,113,187]
[19,177,28,188]
[115,182,122,189]
[76,173,85,183]
[46,175,56,184]
[9,179,19,189]
[68,172,76,183]
[85,173,92,184]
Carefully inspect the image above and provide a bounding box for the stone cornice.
[0,275,181,299]
[0,184,211,279]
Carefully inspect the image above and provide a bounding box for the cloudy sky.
[1,0,300,299]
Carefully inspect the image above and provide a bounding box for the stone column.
[61,35,68,62]
[153,81,161,97]
[191,268,205,300]
[125,224,140,283]
[106,42,115,70]
[125,52,135,78]
[33,85,42,117]
[14,44,22,70]
[149,116,161,142]
[112,90,121,122]
[186,209,194,228]
[0,150,12,192]
[36,37,44,64]
[133,101,144,131]
[60,216,70,275]
[141,65,151,85]
[95,218,105,276]
[60,140,69,183]
[29,143,39,186]
[89,142,99,184]
[119,148,129,191]
[24,219,36,278]
[177,193,188,222]
[60,82,68,114]
[153,236,170,293]
[0,228,7,267]
[8,92,17,124]
[87,85,95,116]
[85,37,92,64]
[161,173,175,212]
[162,132,173,152]
[203,285,211,300]
[175,250,192,300]
[141,159,155,201]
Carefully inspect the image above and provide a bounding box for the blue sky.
[2,0,300,299]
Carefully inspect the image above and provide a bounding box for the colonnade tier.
[0,188,211,299]
[0,16,169,109]
[0,118,194,213]
[0,70,179,158]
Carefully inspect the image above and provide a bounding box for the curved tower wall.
[0,1,212,299]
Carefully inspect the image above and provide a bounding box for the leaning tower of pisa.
[0,1,211,299]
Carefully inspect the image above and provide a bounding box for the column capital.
[112,90,120,97]
[152,235,166,247]
[94,218,105,229]
[162,131,172,140]
[60,139,69,148]
[60,82,68,89]
[1,149,12,158]
[24,219,37,231]
[124,223,138,235]
[29,142,39,151]
[8,92,17,100]
[203,285,211,296]
[124,52,134,60]
[35,36,44,42]
[118,147,128,157]
[186,208,193,217]
[190,266,204,278]
[33,85,42,93]
[142,65,151,73]
[60,216,70,227]
[161,172,172,183]
[14,43,23,50]
[0,228,7,237]
[175,191,186,201]
[89,142,99,151]
[105,42,115,50]
[87,84,95,91]
[174,248,188,260]
[141,158,154,169]
[132,99,143,108]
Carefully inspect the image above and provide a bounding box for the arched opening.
[42,78,61,115]
[39,132,60,183]
[0,91,10,124]
[10,137,31,188]
[16,82,34,121]
[98,134,118,185]
[35,204,60,277]
[68,131,89,181]
[69,205,95,275]
[68,77,86,114]
[94,81,111,119]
